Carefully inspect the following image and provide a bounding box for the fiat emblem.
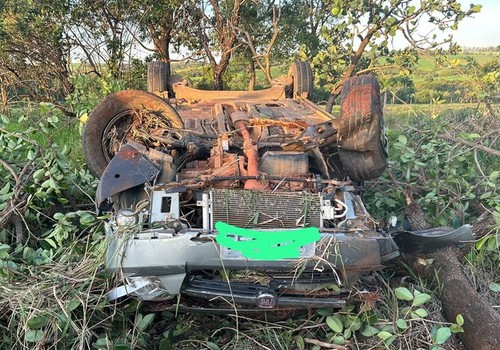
[257,292,277,309]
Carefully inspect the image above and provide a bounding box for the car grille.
[211,189,321,229]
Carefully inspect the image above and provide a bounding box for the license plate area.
[220,238,316,260]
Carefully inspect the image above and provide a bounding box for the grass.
[1,62,498,348]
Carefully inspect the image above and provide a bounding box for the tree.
[0,0,72,103]
[312,0,482,112]
[384,75,415,103]
[237,1,282,87]
[187,0,242,90]
[280,0,337,57]
[126,0,188,77]
[68,0,135,79]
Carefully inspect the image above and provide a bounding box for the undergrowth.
[0,101,498,349]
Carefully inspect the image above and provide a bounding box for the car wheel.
[337,75,387,181]
[287,61,313,99]
[82,90,183,177]
[147,61,170,93]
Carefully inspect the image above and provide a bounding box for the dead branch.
[441,134,500,157]
[304,338,347,349]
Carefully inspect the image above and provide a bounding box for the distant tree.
[0,0,72,103]
[185,0,242,90]
[68,0,135,79]
[237,1,283,87]
[280,0,337,57]
[126,0,189,77]
[458,57,500,115]
[313,0,482,112]
[385,75,415,104]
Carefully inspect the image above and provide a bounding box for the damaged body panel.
[84,62,474,310]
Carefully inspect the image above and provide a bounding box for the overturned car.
[83,62,473,310]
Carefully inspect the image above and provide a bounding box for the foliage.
[365,108,500,228]
[283,282,463,350]
[123,58,148,91]
[68,0,136,79]
[312,0,481,111]
[0,0,72,102]
[65,72,125,118]
[382,75,416,104]
[0,0,490,103]
[0,104,96,243]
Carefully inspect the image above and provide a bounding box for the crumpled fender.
[392,224,474,254]
[96,143,159,210]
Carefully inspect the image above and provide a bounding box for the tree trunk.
[148,21,172,78]
[213,68,224,90]
[405,198,500,349]
[427,247,500,350]
[248,59,256,91]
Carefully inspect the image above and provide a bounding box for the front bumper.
[106,227,399,303]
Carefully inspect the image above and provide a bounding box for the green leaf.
[413,308,429,318]
[25,330,44,343]
[326,315,343,333]
[206,341,220,350]
[343,328,351,339]
[43,238,58,249]
[159,338,172,350]
[332,335,346,345]
[53,212,65,220]
[396,319,408,329]
[136,313,155,332]
[345,315,362,331]
[450,324,464,334]
[434,327,452,345]
[377,331,393,340]
[293,335,305,349]
[397,135,407,145]
[33,169,45,181]
[361,325,379,337]
[456,314,464,326]
[488,282,500,292]
[471,4,482,12]
[0,244,10,259]
[68,299,81,312]
[0,182,10,195]
[316,308,333,316]
[412,293,431,307]
[27,315,48,329]
[395,287,413,301]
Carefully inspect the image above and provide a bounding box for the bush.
[365,107,500,228]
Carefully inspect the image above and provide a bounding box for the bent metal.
[83,61,474,311]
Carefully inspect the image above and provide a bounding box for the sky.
[367,0,500,50]
[452,0,500,47]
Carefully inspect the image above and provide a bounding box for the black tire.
[337,75,387,181]
[287,61,313,99]
[147,61,170,93]
[83,90,183,177]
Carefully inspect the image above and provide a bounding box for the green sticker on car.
[215,221,320,260]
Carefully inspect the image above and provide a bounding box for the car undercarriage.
[83,61,474,310]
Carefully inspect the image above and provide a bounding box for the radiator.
[211,189,321,229]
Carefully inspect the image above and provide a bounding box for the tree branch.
[441,134,500,157]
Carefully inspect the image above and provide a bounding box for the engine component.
[259,151,308,175]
